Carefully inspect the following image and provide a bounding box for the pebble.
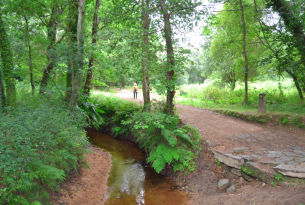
[218,179,230,191]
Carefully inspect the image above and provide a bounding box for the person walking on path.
[133,83,138,99]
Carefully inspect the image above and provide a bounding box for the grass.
[176,79,305,116]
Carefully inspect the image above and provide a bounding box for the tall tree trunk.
[142,0,151,110]
[0,14,16,107]
[285,69,303,100]
[160,0,175,114]
[69,0,86,106]
[240,0,249,104]
[39,6,57,93]
[65,0,78,102]
[0,69,6,108]
[83,0,100,96]
[24,15,35,95]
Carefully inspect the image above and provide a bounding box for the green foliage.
[176,80,305,115]
[92,92,202,174]
[241,166,252,175]
[215,159,221,167]
[275,173,282,183]
[0,97,89,204]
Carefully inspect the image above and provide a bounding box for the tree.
[0,13,16,107]
[83,0,100,96]
[142,0,151,110]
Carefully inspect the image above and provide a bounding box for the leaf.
[161,129,177,146]
[152,158,166,174]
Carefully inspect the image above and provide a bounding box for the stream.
[87,129,189,205]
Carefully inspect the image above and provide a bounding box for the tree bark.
[0,14,16,107]
[285,69,303,100]
[69,0,86,106]
[24,15,35,95]
[240,0,249,104]
[65,0,78,102]
[160,0,175,114]
[0,69,6,108]
[84,0,100,96]
[142,0,151,110]
[39,5,57,93]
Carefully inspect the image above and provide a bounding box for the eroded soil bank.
[49,146,111,205]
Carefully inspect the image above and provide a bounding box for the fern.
[161,128,177,146]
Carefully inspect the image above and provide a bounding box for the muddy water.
[87,129,189,205]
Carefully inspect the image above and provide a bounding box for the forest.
[0,0,304,204]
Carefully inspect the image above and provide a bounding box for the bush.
[92,92,202,174]
[0,99,89,204]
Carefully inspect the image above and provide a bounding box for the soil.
[49,146,111,205]
[49,89,305,205]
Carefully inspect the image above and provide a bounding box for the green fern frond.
[161,129,177,146]
[152,158,166,174]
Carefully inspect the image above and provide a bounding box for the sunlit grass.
[176,79,305,115]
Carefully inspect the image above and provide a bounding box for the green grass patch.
[176,79,305,115]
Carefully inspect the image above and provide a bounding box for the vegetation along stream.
[87,129,189,205]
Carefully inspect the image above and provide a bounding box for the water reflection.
[87,129,188,205]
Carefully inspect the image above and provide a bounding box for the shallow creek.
[87,129,189,205]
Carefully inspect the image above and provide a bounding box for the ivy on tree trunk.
[0,14,16,107]
[84,0,100,96]
[160,0,175,114]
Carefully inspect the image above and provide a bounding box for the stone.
[231,168,241,176]
[251,133,264,138]
[226,184,236,193]
[267,151,283,158]
[287,161,298,166]
[296,158,305,162]
[293,150,305,156]
[292,147,305,151]
[233,147,247,153]
[260,161,282,166]
[275,157,295,162]
[235,134,250,139]
[241,172,253,182]
[241,155,253,162]
[242,162,274,183]
[258,93,266,113]
[274,164,305,178]
[218,179,230,190]
[252,155,263,160]
[213,150,245,169]
[60,203,66,205]
[283,152,300,157]
[227,136,235,140]
[206,140,219,147]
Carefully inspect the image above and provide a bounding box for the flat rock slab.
[218,179,230,190]
[274,164,305,178]
[233,147,247,153]
[235,134,250,139]
[227,136,235,140]
[293,150,305,156]
[283,152,300,157]
[267,151,283,158]
[260,161,282,166]
[296,158,305,162]
[275,157,295,162]
[213,150,244,169]
[241,155,253,162]
[242,162,274,183]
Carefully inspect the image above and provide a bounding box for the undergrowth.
[91,92,202,174]
[0,96,90,204]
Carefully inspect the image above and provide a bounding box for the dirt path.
[116,88,305,205]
